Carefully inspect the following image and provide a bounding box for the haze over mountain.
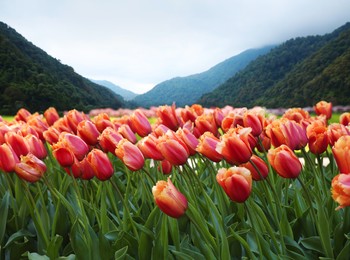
[132,46,274,107]
[0,21,124,114]
[198,22,350,108]
[89,79,137,101]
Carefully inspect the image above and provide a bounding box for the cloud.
[1,0,350,93]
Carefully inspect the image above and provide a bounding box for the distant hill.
[132,46,274,107]
[0,21,124,114]
[90,79,137,101]
[199,22,350,108]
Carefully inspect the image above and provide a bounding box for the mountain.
[0,21,124,114]
[132,46,274,107]
[199,22,350,108]
[89,79,137,101]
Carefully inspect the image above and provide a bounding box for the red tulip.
[65,109,88,134]
[25,134,47,159]
[14,108,32,122]
[0,143,19,172]
[98,127,124,154]
[340,112,350,126]
[137,134,164,160]
[5,132,30,157]
[240,155,268,181]
[216,166,252,203]
[87,149,114,180]
[77,120,100,146]
[176,128,199,156]
[118,124,137,144]
[58,133,89,161]
[157,104,179,131]
[52,147,75,167]
[152,178,188,218]
[44,107,60,126]
[129,109,152,137]
[327,123,350,146]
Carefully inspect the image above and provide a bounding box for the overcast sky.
[1,0,350,94]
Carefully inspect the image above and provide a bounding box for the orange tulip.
[137,134,164,161]
[216,127,252,165]
[282,108,310,124]
[327,123,350,146]
[153,124,171,137]
[14,153,46,183]
[306,120,329,155]
[332,136,350,174]
[129,109,152,137]
[340,112,350,126]
[314,101,332,120]
[87,149,114,180]
[27,115,49,141]
[331,173,350,210]
[152,178,188,218]
[44,107,60,126]
[43,126,61,145]
[156,131,189,166]
[115,139,145,171]
[196,132,223,163]
[243,112,264,137]
[268,145,302,179]
[14,108,32,122]
[0,143,19,172]
[240,155,268,181]
[194,113,218,137]
[216,166,252,203]
[77,120,100,146]
[93,113,113,133]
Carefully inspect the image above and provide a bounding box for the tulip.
[137,134,164,160]
[196,132,223,162]
[58,133,89,161]
[98,127,124,154]
[340,112,350,126]
[27,115,49,141]
[65,157,82,178]
[43,126,61,145]
[65,109,89,134]
[243,112,264,136]
[331,174,350,210]
[157,104,179,131]
[213,107,225,129]
[221,110,245,133]
[25,134,47,159]
[77,120,100,146]
[306,120,329,155]
[5,132,30,157]
[0,123,11,144]
[118,124,137,144]
[93,113,115,133]
[158,159,172,175]
[0,143,19,172]
[79,157,96,180]
[216,127,252,165]
[332,136,350,174]
[52,147,75,167]
[194,113,218,137]
[157,131,189,166]
[153,124,171,137]
[327,123,350,146]
[129,109,152,137]
[216,166,252,203]
[44,107,60,126]
[14,153,46,183]
[87,149,114,180]
[176,128,199,156]
[179,105,199,123]
[268,145,302,179]
[53,117,72,134]
[240,155,268,181]
[14,108,32,122]
[256,131,271,152]
[115,139,145,171]
[314,101,332,120]
[152,178,188,218]
[282,108,310,124]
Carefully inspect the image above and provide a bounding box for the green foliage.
[0,22,125,114]
[199,22,350,108]
[133,46,274,108]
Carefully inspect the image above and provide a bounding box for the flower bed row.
[0,101,349,259]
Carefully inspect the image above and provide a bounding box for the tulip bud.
[152,178,188,218]
[44,107,60,126]
[216,166,252,203]
[129,109,152,137]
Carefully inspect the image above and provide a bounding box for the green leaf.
[336,240,350,260]
[0,191,10,245]
[300,236,324,255]
[138,207,159,260]
[25,252,50,260]
[114,246,128,259]
[70,220,91,260]
[4,229,35,248]
[47,235,63,260]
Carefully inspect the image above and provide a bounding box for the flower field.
[0,101,350,259]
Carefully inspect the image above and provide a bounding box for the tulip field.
[0,101,350,259]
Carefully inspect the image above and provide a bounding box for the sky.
[1,1,350,94]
